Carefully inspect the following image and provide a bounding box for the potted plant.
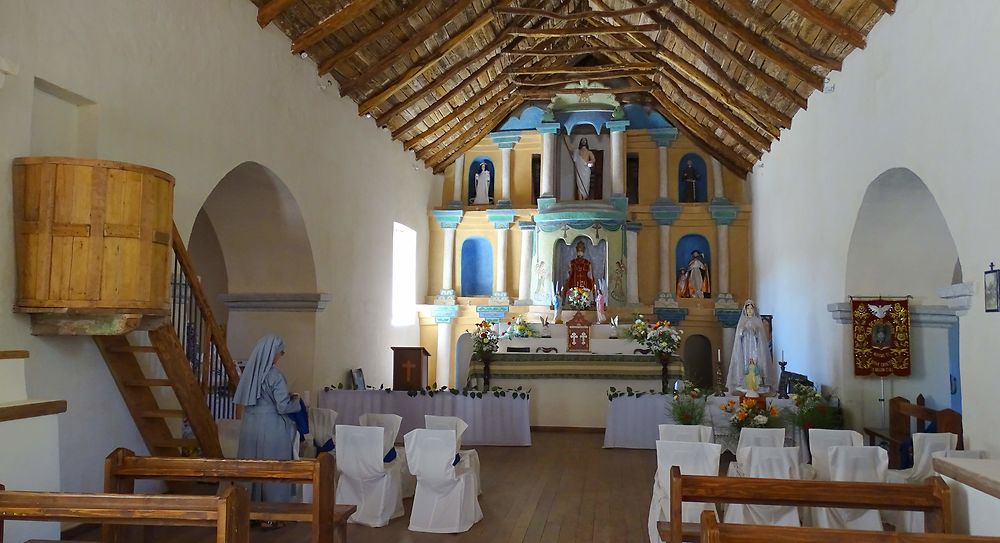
[503,314,539,339]
[787,383,844,431]
[471,321,499,387]
[668,380,707,425]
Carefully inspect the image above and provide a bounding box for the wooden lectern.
[391,347,430,391]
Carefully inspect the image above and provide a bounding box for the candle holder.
[713,357,726,396]
[777,359,789,399]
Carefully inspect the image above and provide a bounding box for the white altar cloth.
[603,395,805,461]
[318,389,531,446]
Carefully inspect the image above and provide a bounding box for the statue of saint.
[611,260,626,301]
[595,279,607,324]
[472,162,491,205]
[680,250,711,298]
[681,159,699,203]
[562,241,595,298]
[675,268,689,298]
[726,300,777,396]
[575,138,596,200]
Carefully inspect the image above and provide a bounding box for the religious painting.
[350,368,366,390]
[677,152,708,203]
[675,234,711,299]
[852,298,911,377]
[467,156,495,205]
[556,236,607,303]
[985,267,999,313]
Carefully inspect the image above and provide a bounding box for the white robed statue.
[726,300,777,397]
[472,162,491,205]
[573,137,596,200]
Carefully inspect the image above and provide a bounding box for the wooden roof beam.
[317,0,434,76]
[257,0,298,28]
[493,2,667,20]
[290,0,381,54]
[508,23,660,37]
[415,85,514,159]
[429,98,525,173]
[634,0,808,110]
[504,63,656,76]
[358,0,511,115]
[871,0,896,14]
[511,72,650,87]
[404,79,515,151]
[504,45,656,57]
[340,0,476,96]
[514,85,654,98]
[725,0,842,71]
[684,0,824,90]
[783,0,867,49]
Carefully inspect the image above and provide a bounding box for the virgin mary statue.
[726,300,777,396]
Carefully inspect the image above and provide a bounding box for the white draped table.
[317,389,531,446]
[603,395,805,460]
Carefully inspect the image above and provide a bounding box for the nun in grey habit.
[233,334,301,504]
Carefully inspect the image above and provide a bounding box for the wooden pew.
[864,395,964,468]
[658,466,952,543]
[698,510,1000,543]
[0,482,248,543]
[104,448,355,543]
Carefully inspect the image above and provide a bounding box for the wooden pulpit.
[391,347,429,391]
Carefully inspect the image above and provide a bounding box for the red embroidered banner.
[852,298,911,377]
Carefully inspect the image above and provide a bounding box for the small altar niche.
[467,156,495,206]
[678,152,708,203]
[460,236,493,296]
[675,234,712,300]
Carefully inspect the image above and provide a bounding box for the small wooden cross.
[402,359,416,381]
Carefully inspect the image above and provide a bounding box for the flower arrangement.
[504,314,539,339]
[722,397,781,429]
[668,380,707,425]
[640,320,683,357]
[622,314,650,342]
[788,383,844,430]
[565,286,594,310]
[471,320,499,357]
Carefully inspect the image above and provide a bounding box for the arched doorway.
[189,162,318,393]
[845,168,961,427]
[683,334,713,389]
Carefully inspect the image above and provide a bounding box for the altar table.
[317,389,531,446]
[468,353,683,381]
[603,394,807,461]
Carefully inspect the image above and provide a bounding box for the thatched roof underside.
[249,0,892,175]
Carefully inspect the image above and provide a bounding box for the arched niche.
[554,236,609,299]
[468,157,495,205]
[683,334,713,389]
[676,234,712,299]
[460,236,494,296]
[678,153,708,203]
[845,167,962,426]
[192,161,318,393]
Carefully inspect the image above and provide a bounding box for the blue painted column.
[516,221,536,305]
[490,132,521,209]
[537,123,560,202]
[652,199,682,307]
[433,210,464,305]
[709,198,739,308]
[487,209,517,305]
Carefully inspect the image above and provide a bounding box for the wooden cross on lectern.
[566,311,592,352]
[401,359,416,381]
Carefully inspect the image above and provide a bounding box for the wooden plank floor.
[67,431,656,543]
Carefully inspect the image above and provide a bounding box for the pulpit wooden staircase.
[93,224,240,458]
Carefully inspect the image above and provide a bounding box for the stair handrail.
[171,222,240,393]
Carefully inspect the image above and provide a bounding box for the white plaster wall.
[751,1,1000,454]
[0,0,440,495]
[187,209,230,326]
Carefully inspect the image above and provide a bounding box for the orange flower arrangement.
[722,397,780,429]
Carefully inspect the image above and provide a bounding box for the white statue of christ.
[472,162,491,205]
[574,137,595,200]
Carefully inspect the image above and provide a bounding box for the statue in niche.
[678,250,711,298]
[533,259,551,302]
[611,259,626,302]
[726,300,776,396]
[561,241,595,298]
[681,159,699,203]
[595,279,607,324]
[574,138,596,200]
[472,162,491,205]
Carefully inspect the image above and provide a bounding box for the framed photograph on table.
[985,267,999,313]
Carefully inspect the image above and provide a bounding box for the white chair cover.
[812,446,887,530]
[647,441,722,543]
[728,427,786,476]
[426,415,482,496]
[299,408,337,459]
[808,429,863,481]
[658,424,714,443]
[216,418,242,459]
[404,429,483,533]
[334,425,404,527]
[359,413,402,456]
[885,432,958,533]
[724,446,801,527]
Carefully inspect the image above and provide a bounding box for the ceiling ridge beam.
[684,0,824,90]
[357,0,511,116]
[290,0,381,54]
[726,0,842,71]
[782,0,866,49]
[635,0,808,110]
[504,63,656,75]
[317,0,434,76]
[257,0,298,28]
[514,85,654,98]
[429,98,524,173]
[508,23,660,37]
[493,2,667,21]
[504,45,656,57]
[510,72,646,87]
[340,0,476,96]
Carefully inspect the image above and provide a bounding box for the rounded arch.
[460,236,493,296]
[683,334,713,389]
[678,153,708,203]
[845,167,962,423]
[468,157,495,205]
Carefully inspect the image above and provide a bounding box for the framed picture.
[350,368,366,390]
[985,268,999,312]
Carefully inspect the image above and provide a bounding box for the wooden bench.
[864,395,964,468]
[0,482,248,543]
[658,466,952,543]
[104,448,355,543]
[697,510,1000,543]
